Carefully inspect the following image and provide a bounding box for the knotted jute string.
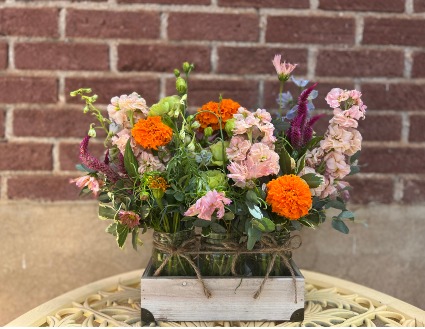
[152,235,213,298]
[152,233,302,302]
[204,234,302,302]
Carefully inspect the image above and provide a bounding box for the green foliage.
[331,218,349,234]
[98,203,117,220]
[301,173,323,188]
[116,223,130,248]
[124,139,139,180]
[277,143,294,175]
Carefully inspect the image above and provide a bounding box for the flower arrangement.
[71,55,366,267]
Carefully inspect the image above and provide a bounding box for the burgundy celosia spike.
[307,114,325,129]
[104,149,110,165]
[118,152,127,175]
[79,136,120,182]
[288,82,319,149]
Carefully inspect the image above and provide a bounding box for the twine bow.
[152,233,302,302]
[152,235,213,298]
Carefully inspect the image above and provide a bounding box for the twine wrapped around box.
[152,233,302,302]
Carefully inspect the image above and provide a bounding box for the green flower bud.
[152,188,165,200]
[182,62,191,74]
[88,124,96,137]
[210,141,229,166]
[149,96,180,116]
[174,69,180,77]
[204,127,214,138]
[225,118,236,136]
[187,141,196,152]
[184,135,192,145]
[202,170,227,191]
[140,191,150,201]
[191,121,201,129]
[176,77,187,94]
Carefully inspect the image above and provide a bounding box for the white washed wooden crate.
[141,259,305,322]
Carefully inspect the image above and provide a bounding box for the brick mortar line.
[307,47,318,80]
[404,48,414,79]
[261,9,425,19]
[52,142,60,173]
[355,16,364,46]
[160,12,168,40]
[0,3,257,14]
[348,173,425,179]
[109,42,118,73]
[406,0,414,14]
[4,70,424,84]
[310,0,319,10]
[58,75,65,104]
[0,175,7,201]
[7,38,15,70]
[5,37,425,53]
[211,43,218,74]
[401,112,410,143]
[258,80,264,108]
[393,176,404,202]
[259,13,267,44]
[4,106,13,140]
[59,7,66,40]
[362,141,425,147]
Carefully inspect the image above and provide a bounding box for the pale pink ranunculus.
[137,150,165,174]
[118,210,140,228]
[324,151,351,179]
[70,175,104,196]
[272,54,297,77]
[226,136,251,161]
[184,190,232,221]
[345,129,362,156]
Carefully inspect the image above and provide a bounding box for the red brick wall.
[0,0,424,204]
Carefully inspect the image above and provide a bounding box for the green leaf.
[301,173,323,188]
[252,217,275,233]
[98,193,111,203]
[76,163,96,173]
[296,154,306,174]
[98,203,117,220]
[174,191,185,202]
[247,225,262,250]
[339,210,355,219]
[211,222,227,234]
[193,218,211,227]
[132,228,140,250]
[105,222,117,236]
[349,165,360,175]
[332,219,349,234]
[325,200,346,210]
[304,211,326,226]
[223,212,235,221]
[140,205,150,219]
[278,146,294,175]
[350,151,361,164]
[246,201,263,219]
[246,190,258,204]
[291,220,302,231]
[116,223,130,248]
[124,139,139,179]
[272,119,290,134]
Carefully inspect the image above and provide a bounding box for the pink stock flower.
[254,109,272,123]
[107,92,149,128]
[336,181,351,201]
[118,210,140,228]
[184,190,232,221]
[70,175,104,196]
[272,54,297,80]
[111,129,132,155]
[320,124,356,154]
[330,108,359,128]
[318,176,337,199]
[324,152,351,179]
[305,147,325,167]
[345,129,362,156]
[137,150,165,174]
[325,88,349,108]
[227,143,280,188]
[298,166,326,197]
[226,136,251,161]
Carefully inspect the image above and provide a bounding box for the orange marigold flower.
[131,116,173,150]
[266,175,312,220]
[197,99,241,131]
[148,176,169,192]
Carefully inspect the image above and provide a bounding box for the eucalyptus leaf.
[349,165,360,175]
[211,222,227,233]
[332,219,349,234]
[246,190,258,204]
[246,201,263,219]
[193,218,211,228]
[140,205,150,219]
[339,210,355,219]
[174,191,185,202]
[247,225,262,250]
[116,223,130,248]
[301,173,323,188]
[76,163,96,173]
[350,151,361,164]
[325,200,346,210]
[124,139,139,179]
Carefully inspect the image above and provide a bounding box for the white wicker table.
[6,269,425,327]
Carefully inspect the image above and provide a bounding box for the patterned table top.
[6,269,425,327]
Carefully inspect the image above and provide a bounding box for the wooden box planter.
[141,260,305,322]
